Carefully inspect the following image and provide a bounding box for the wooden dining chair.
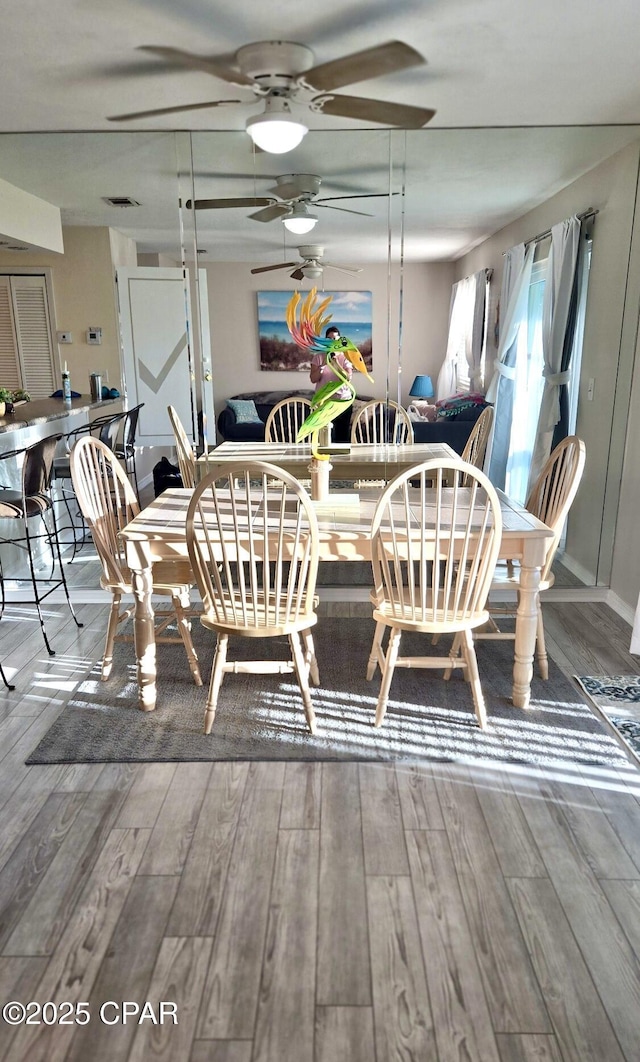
[186,460,321,735]
[460,405,494,476]
[351,399,415,444]
[70,435,202,684]
[167,405,196,488]
[476,435,586,679]
[367,458,503,729]
[264,396,312,442]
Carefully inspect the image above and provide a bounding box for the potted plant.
[0,388,13,416]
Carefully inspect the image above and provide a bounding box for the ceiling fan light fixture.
[282,202,318,235]
[246,97,308,154]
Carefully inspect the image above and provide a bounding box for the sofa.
[217,389,490,454]
[410,398,491,455]
[217,390,373,444]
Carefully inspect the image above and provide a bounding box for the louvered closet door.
[0,275,56,399]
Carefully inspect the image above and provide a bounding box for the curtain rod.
[525,207,598,248]
[501,208,599,255]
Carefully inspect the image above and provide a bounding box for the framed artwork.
[257,290,373,371]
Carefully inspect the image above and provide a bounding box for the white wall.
[204,260,454,426]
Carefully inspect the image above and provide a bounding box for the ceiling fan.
[251,244,363,282]
[107,39,435,152]
[186,173,389,232]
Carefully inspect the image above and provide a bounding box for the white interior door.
[117,267,211,448]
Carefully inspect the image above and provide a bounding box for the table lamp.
[409,375,435,399]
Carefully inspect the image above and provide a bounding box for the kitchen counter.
[0,395,119,437]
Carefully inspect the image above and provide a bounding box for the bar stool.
[54,409,128,557]
[0,435,83,655]
[114,403,144,496]
[0,564,15,689]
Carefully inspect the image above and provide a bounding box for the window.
[436,270,490,400]
[505,252,548,502]
[504,235,592,503]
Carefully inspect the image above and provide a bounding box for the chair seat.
[373,598,489,633]
[0,489,52,518]
[101,559,194,596]
[201,596,318,638]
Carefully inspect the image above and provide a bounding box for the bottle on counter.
[62,362,72,401]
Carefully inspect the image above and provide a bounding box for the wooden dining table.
[197,440,457,500]
[120,475,553,714]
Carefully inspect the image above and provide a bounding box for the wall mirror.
[0,125,638,590]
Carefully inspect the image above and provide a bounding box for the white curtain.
[436,270,488,400]
[528,216,581,487]
[485,242,536,491]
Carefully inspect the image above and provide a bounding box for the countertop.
[0,395,119,436]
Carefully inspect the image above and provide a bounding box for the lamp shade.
[409,375,434,399]
[246,98,308,154]
[282,204,318,234]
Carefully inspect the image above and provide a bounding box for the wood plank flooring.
[0,598,638,1060]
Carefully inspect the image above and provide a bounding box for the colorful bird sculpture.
[286,288,373,460]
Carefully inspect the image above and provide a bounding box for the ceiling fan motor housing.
[272,174,322,198]
[235,41,314,93]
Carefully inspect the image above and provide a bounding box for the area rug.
[575,675,640,765]
[25,619,632,766]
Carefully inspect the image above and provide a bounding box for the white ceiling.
[1,1,640,262]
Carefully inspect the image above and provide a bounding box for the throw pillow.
[226,398,263,425]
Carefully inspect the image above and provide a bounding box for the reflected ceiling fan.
[186,173,389,231]
[107,39,435,152]
[251,244,363,282]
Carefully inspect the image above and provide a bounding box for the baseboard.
[605,588,636,627]
[557,552,596,586]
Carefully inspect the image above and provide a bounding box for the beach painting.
[257,290,373,372]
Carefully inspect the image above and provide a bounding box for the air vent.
[102,196,141,207]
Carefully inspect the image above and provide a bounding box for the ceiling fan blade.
[251,262,299,275]
[136,46,255,87]
[290,268,306,281]
[107,99,240,122]
[314,94,435,129]
[317,192,397,203]
[186,197,275,210]
[301,41,425,93]
[324,264,364,275]
[315,202,374,217]
[249,204,292,222]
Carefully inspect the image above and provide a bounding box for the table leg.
[512,562,541,709]
[309,458,332,502]
[130,565,157,711]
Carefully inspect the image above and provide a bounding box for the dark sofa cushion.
[217,390,374,443]
[412,402,488,455]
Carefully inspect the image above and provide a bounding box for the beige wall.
[0,226,125,395]
[456,141,640,591]
[204,260,454,428]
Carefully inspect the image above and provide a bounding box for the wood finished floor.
[0,598,638,1061]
